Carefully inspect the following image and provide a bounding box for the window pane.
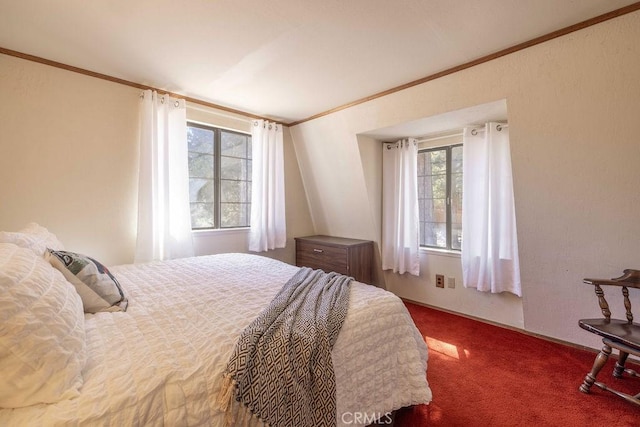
[429,150,446,174]
[418,145,463,250]
[190,203,214,228]
[430,175,446,199]
[451,223,462,251]
[452,145,463,174]
[221,131,249,158]
[422,222,446,248]
[419,148,446,248]
[221,156,247,180]
[189,178,214,203]
[220,131,251,228]
[417,152,425,176]
[220,131,251,225]
[189,152,214,179]
[188,124,215,229]
[451,171,463,224]
[187,127,214,154]
[451,145,463,249]
[417,175,426,199]
[433,198,446,222]
[221,203,250,228]
[221,180,249,203]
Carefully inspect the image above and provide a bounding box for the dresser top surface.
[295,235,373,248]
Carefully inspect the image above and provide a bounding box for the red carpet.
[396,302,639,426]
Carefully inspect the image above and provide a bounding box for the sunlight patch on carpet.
[425,337,470,360]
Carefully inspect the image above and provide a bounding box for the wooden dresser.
[294,235,373,284]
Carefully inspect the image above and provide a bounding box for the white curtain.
[135,90,194,263]
[382,138,420,276]
[249,120,286,252]
[462,123,521,296]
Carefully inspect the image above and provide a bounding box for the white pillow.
[0,222,65,257]
[0,243,86,408]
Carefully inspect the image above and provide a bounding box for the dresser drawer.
[296,241,348,275]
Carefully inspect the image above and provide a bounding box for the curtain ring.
[471,129,478,136]
[496,124,503,131]
[174,100,180,108]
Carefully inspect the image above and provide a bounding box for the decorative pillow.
[46,249,128,313]
[0,222,65,257]
[0,243,86,408]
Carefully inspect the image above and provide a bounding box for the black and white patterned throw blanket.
[217,267,352,427]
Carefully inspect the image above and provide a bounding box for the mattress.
[0,253,431,426]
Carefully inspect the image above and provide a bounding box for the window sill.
[420,247,461,258]
[192,227,250,237]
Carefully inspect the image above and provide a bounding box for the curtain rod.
[416,123,508,143]
[470,123,509,135]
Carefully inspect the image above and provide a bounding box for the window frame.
[418,142,463,252]
[187,121,252,230]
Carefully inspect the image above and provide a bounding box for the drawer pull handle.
[313,248,324,253]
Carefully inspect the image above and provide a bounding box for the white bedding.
[1,253,431,426]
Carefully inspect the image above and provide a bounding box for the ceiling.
[0,0,637,124]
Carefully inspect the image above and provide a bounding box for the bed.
[0,224,431,426]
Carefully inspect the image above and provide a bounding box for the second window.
[418,144,463,251]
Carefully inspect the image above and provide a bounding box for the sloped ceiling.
[0,0,638,123]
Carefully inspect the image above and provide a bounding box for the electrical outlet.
[436,274,445,288]
[447,277,456,288]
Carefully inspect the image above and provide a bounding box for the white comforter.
[1,253,431,426]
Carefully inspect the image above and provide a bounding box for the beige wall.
[355,135,385,287]
[290,11,640,349]
[0,55,314,266]
[0,55,140,265]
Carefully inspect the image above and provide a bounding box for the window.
[187,122,252,229]
[418,144,463,250]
